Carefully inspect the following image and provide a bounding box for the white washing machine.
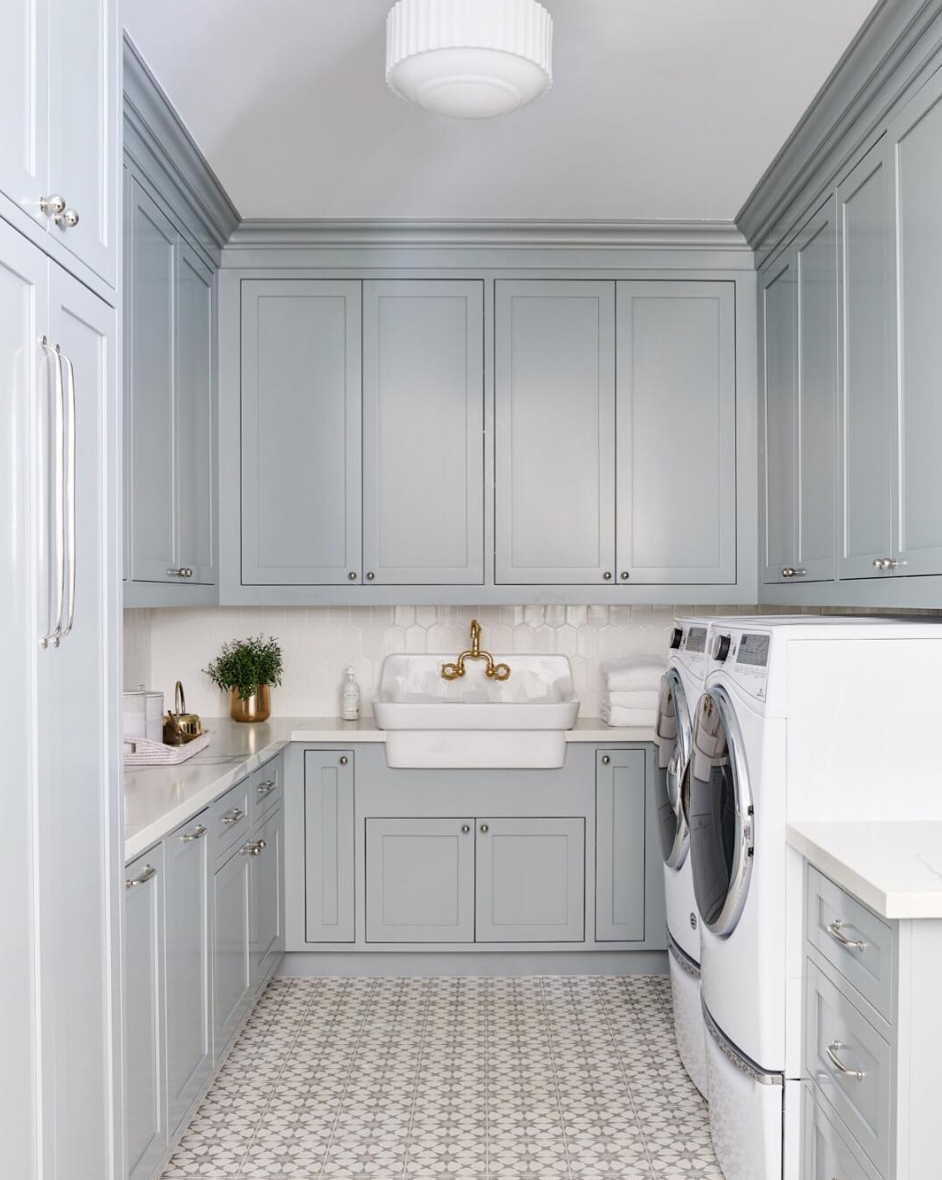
[655,615,710,1098]
[689,616,942,1180]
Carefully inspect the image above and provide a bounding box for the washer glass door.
[689,685,755,936]
[654,669,692,868]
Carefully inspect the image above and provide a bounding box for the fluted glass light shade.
[386,0,553,119]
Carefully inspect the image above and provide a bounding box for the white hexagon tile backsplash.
[124,603,760,720]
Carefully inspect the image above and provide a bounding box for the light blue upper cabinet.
[241,280,362,585]
[837,142,896,580]
[0,0,48,229]
[616,281,736,584]
[887,68,942,578]
[495,280,617,585]
[362,280,484,585]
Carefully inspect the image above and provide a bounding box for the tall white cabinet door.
[0,222,48,1180]
[38,268,119,1180]
[0,0,48,227]
[126,178,176,583]
[124,849,166,1180]
[759,252,798,584]
[794,199,839,583]
[241,281,362,585]
[838,143,896,579]
[889,70,942,577]
[616,281,736,585]
[175,241,215,584]
[47,0,118,285]
[495,280,616,585]
[363,280,484,585]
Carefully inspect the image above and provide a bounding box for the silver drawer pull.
[826,1041,866,1082]
[180,824,207,842]
[257,780,276,795]
[222,808,245,825]
[827,920,867,953]
[241,839,267,857]
[125,864,157,889]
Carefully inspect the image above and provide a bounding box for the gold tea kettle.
[163,681,203,745]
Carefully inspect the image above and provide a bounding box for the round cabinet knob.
[339,756,348,765]
[619,571,629,580]
[712,633,731,663]
[461,824,471,834]
[366,572,375,581]
[601,755,611,765]
[347,571,357,581]
[40,194,66,217]
[602,571,613,581]
[781,567,795,578]
[57,208,79,228]
[669,627,683,651]
[479,824,489,834]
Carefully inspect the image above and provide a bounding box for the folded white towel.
[600,703,658,728]
[602,657,666,692]
[606,689,659,711]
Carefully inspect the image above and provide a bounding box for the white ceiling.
[124,0,878,223]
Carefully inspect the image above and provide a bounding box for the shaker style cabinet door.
[362,280,485,585]
[251,804,284,984]
[837,142,896,580]
[616,281,736,584]
[212,842,253,1059]
[0,0,48,229]
[595,750,646,941]
[495,280,616,585]
[304,751,355,943]
[241,281,362,585]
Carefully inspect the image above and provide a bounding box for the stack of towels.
[600,655,667,728]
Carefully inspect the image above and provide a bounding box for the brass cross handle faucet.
[442,620,511,682]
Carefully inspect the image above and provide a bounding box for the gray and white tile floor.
[162,975,722,1179]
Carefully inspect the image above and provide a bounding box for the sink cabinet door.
[362,280,485,585]
[495,280,616,585]
[212,841,252,1060]
[475,818,585,943]
[366,818,475,943]
[595,750,646,941]
[304,751,355,943]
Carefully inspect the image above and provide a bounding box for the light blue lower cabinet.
[366,818,476,943]
[165,811,212,1137]
[252,804,285,983]
[476,818,585,942]
[802,1081,881,1180]
[304,750,355,943]
[212,838,253,1060]
[595,750,647,941]
[124,846,167,1180]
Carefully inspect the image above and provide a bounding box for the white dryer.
[654,615,710,1098]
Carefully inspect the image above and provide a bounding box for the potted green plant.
[204,635,284,723]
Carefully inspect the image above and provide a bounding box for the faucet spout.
[442,620,511,682]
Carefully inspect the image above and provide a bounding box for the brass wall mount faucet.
[442,620,511,682]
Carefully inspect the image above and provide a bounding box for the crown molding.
[226,218,750,252]
[123,33,240,253]
[737,0,942,262]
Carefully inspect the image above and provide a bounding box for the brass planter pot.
[229,684,271,723]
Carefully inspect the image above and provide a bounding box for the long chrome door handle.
[825,1041,865,1082]
[59,349,77,639]
[39,338,65,648]
[827,920,867,952]
[125,864,158,889]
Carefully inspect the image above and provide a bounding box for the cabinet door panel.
[838,144,896,578]
[476,818,585,943]
[127,178,176,582]
[175,241,215,583]
[212,844,252,1060]
[0,0,47,226]
[48,0,117,284]
[795,200,838,582]
[596,750,646,941]
[124,847,166,1180]
[366,819,475,943]
[891,71,942,576]
[363,280,484,584]
[304,751,355,943]
[165,813,212,1137]
[495,281,616,584]
[252,805,284,984]
[241,280,361,585]
[616,281,736,584]
[760,254,797,583]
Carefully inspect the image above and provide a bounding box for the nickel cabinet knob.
[602,571,612,581]
[479,824,489,834]
[620,571,629,580]
[40,194,66,217]
[339,755,348,765]
[366,572,375,581]
[461,824,471,834]
[347,571,357,581]
[57,208,80,228]
[601,755,611,764]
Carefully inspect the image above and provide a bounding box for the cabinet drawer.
[211,777,252,861]
[804,958,892,1177]
[802,1081,882,1180]
[252,755,283,820]
[806,865,895,1023]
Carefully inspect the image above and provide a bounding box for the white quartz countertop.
[124,716,654,862]
[787,821,942,920]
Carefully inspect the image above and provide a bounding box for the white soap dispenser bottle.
[341,666,360,721]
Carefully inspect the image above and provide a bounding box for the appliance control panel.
[676,623,708,679]
[706,625,771,701]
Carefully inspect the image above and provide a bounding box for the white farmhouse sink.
[374,654,579,769]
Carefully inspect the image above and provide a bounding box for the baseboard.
[277,950,668,977]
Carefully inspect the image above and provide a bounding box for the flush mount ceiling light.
[386,0,553,119]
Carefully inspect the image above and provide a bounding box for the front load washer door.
[689,685,755,937]
[654,669,693,869]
